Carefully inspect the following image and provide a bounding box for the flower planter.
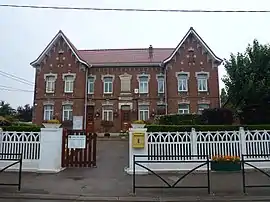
[211,161,241,171]
[131,124,146,129]
[43,123,62,128]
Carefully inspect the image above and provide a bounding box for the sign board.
[73,116,83,130]
[68,135,86,149]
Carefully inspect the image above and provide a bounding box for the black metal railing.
[242,154,270,194]
[0,153,22,191]
[133,154,210,194]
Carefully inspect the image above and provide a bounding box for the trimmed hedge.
[2,125,41,132]
[202,108,233,125]
[146,124,270,132]
[157,114,203,125]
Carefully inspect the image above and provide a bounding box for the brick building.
[30,27,222,133]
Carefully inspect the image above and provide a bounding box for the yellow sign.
[132,132,145,148]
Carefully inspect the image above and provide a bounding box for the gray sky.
[0,0,269,108]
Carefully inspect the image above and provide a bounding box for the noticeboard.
[68,135,86,149]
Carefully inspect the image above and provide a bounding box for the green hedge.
[2,125,41,132]
[146,124,270,132]
[157,114,203,125]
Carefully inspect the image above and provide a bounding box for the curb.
[1,193,270,201]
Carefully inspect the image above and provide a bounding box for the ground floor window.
[102,109,113,121]
[43,105,54,120]
[178,104,190,114]
[198,104,210,114]
[62,105,73,121]
[138,105,149,121]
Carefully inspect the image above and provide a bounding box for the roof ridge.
[78,48,174,51]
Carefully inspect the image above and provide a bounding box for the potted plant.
[131,120,146,129]
[42,119,62,128]
[211,155,241,171]
[101,120,113,137]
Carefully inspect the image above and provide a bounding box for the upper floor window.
[177,73,189,92]
[198,103,210,114]
[87,76,95,94]
[102,109,113,121]
[103,76,113,94]
[43,105,54,120]
[64,75,75,93]
[45,75,56,93]
[138,105,149,121]
[62,105,73,121]
[119,73,132,92]
[157,75,165,93]
[196,72,209,92]
[138,75,149,94]
[178,104,190,114]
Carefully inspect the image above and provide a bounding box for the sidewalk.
[1,140,270,201]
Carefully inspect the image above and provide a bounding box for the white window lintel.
[101,74,115,81]
[137,73,150,82]
[62,72,76,80]
[175,71,190,79]
[195,71,210,79]
[62,101,73,105]
[119,73,132,80]
[44,73,57,80]
[88,74,97,81]
[156,73,164,80]
[43,101,54,105]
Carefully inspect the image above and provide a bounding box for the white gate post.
[125,127,148,175]
[239,127,246,158]
[191,128,197,157]
[38,128,63,173]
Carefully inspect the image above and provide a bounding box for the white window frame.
[102,76,114,94]
[178,104,190,114]
[156,75,165,94]
[102,109,113,121]
[44,74,57,93]
[87,76,96,94]
[196,72,209,92]
[62,105,73,121]
[138,105,149,121]
[138,75,150,94]
[43,105,54,120]
[176,72,189,92]
[198,104,210,114]
[63,75,75,93]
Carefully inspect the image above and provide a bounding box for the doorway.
[121,105,131,132]
[86,106,95,133]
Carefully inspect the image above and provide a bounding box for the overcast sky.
[0,0,269,108]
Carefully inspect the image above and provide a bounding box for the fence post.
[0,128,2,154]
[239,127,246,157]
[38,128,63,173]
[125,127,148,175]
[191,128,197,157]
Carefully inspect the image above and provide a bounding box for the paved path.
[0,139,270,201]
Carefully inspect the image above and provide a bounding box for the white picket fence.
[0,131,41,171]
[145,128,270,171]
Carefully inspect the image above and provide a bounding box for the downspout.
[84,66,88,130]
[162,63,168,115]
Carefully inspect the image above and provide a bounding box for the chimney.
[148,45,153,59]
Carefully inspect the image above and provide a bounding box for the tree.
[17,104,33,122]
[220,88,228,107]
[0,101,16,116]
[223,39,270,109]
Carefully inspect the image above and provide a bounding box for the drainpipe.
[163,63,168,114]
[84,66,88,130]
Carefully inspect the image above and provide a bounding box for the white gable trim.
[163,27,222,64]
[30,31,90,68]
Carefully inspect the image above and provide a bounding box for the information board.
[68,135,86,149]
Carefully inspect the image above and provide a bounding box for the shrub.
[157,114,203,125]
[2,125,41,132]
[146,124,270,132]
[201,108,233,125]
[239,104,270,124]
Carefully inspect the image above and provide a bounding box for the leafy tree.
[220,88,228,107]
[0,101,16,116]
[223,39,270,109]
[17,104,33,122]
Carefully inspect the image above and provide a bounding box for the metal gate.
[61,130,97,167]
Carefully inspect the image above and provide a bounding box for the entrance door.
[121,105,131,131]
[86,106,95,133]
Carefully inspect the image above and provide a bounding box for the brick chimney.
[149,45,153,60]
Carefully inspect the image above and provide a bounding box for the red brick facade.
[31,27,222,133]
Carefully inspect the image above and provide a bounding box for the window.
[139,105,149,121]
[177,74,188,92]
[197,73,208,92]
[119,74,132,92]
[62,105,73,121]
[64,75,74,93]
[103,77,113,94]
[157,76,165,93]
[198,104,210,114]
[88,77,95,94]
[102,109,113,121]
[139,76,149,93]
[43,105,54,120]
[178,104,190,114]
[45,76,56,93]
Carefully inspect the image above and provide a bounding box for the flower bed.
[211,155,241,171]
